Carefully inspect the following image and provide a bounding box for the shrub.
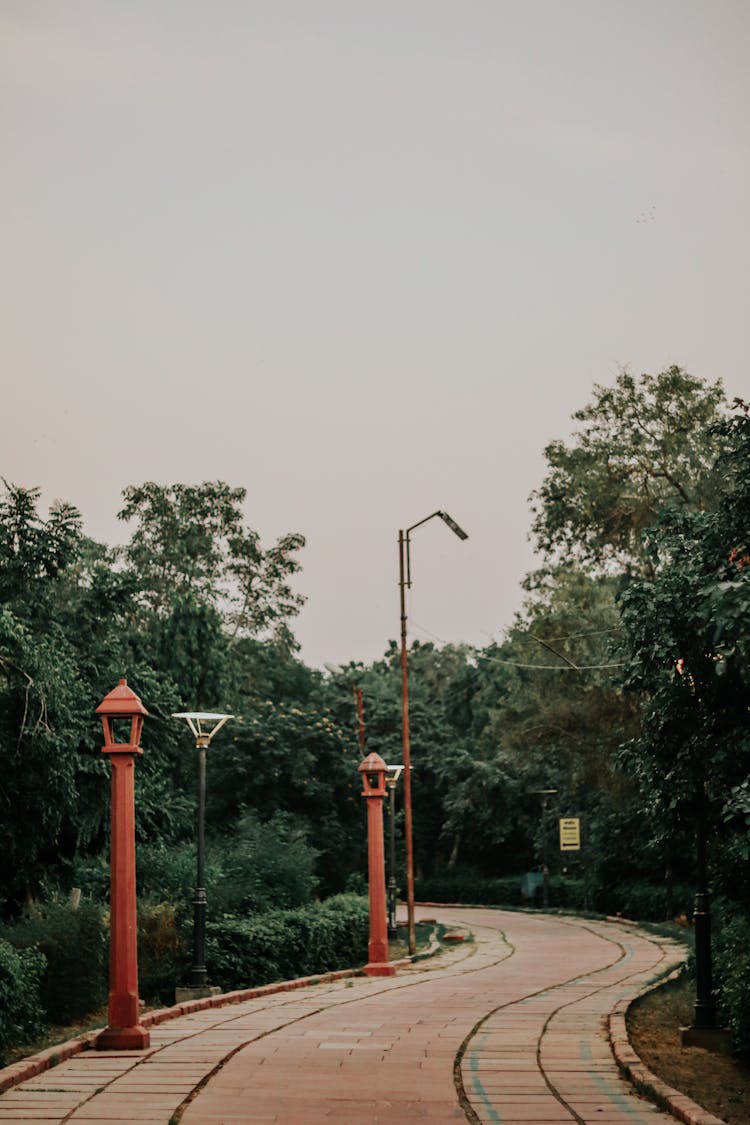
[591,879,694,922]
[204,894,369,990]
[415,867,523,906]
[3,899,106,1024]
[137,902,189,1003]
[0,940,45,1064]
[714,911,750,1057]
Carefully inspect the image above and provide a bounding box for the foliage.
[2,899,106,1024]
[0,939,45,1065]
[137,902,188,1003]
[617,407,750,835]
[714,910,750,1056]
[530,367,726,574]
[118,481,305,650]
[204,894,370,990]
[209,703,363,895]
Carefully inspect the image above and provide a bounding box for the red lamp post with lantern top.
[358,751,397,977]
[95,679,150,1051]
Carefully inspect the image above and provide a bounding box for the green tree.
[618,404,750,845]
[118,482,305,649]
[530,367,727,575]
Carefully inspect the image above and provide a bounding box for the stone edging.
[609,970,725,1125]
[0,952,426,1097]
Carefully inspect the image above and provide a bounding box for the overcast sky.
[3,1,748,668]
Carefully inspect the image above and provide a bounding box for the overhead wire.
[408,618,632,670]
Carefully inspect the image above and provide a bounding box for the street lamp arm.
[402,509,469,588]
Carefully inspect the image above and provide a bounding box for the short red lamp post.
[95,679,150,1051]
[358,751,397,977]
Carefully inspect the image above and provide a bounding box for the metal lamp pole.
[532,789,558,909]
[172,711,233,991]
[385,765,404,938]
[398,510,468,953]
[693,784,716,1028]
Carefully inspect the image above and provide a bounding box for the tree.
[617,403,750,839]
[118,482,306,649]
[530,367,727,575]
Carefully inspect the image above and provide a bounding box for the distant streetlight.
[324,663,365,751]
[172,711,233,992]
[531,789,558,908]
[399,510,468,954]
[385,765,404,938]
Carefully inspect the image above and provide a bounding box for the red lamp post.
[358,751,397,977]
[95,679,150,1051]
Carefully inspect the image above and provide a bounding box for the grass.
[628,973,750,1125]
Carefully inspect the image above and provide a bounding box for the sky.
[2,1,748,669]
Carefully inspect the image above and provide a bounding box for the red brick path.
[0,908,690,1123]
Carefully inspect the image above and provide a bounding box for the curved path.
[0,908,688,1124]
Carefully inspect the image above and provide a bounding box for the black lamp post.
[531,789,558,908]
[172,711,233,991]
[398,510,468,954]
[693,785,716,1028]
[385,765,404,938]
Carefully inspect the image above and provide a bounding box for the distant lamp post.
[172,711,233,994]
[399,510,468,953]
[385,765,404,938]
[358,751,396,976]
[95,679,150,1050]
[324,663,365,751]
[531,789,558,909]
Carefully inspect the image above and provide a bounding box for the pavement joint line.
[457,915,686,1125]
[0,911,719,1125]
[3,920,514,1124]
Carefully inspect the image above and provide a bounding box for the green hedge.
[3,900,107,1024]
[594,880,694,923]
[415,869,586,909]
[714,910,750,1056]
[204,894,370,990]
[0,940,45,1065]
[414,867,692,922]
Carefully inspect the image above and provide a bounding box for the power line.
[408,619,632,671]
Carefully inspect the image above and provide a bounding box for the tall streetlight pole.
[399,510,468,954]
[172,711,233,995]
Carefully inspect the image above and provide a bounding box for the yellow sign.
[559,818,581,851]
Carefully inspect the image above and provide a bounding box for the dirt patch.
[627,975,750,1124]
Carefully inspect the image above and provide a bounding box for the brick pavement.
[0,908,698,1123]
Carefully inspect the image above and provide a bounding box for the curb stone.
[609,968,726,1125]
[0,942,431,1096]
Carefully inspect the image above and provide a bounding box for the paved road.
[0,907,686,1124]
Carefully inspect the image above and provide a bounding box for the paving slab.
[0,907,703,1123]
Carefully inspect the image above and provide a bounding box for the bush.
[415,868,523,906]
[3,899,106,1024]
[0,940,45,1064]
[714,911,750,1057]
[204,894,369,990]
[415,868,589,908]
[591,879,694,922]
[137,902,189,1003]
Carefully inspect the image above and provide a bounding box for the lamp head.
[172,711,233,749]
[437,510,469,540]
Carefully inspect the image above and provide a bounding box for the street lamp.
[172,710,233,994]
[358,751,397,976]
[385,765,404,938]
[95,679,150,1050]
[399,510,468,953]
[531,789,558,908]
[324,663,365,751]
